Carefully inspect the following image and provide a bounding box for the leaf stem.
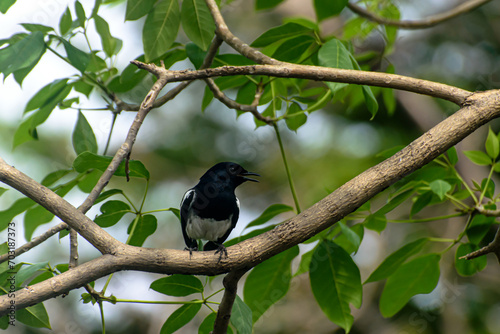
[273,123,301,213]
[388,212,464,223]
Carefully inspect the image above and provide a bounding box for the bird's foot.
[184,246,198,258]
[214,245,228,262]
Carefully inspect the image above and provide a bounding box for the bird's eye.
[229,165,236,173]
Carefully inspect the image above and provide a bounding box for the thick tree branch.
[131,62,471,105]
[213,269,248,334]
[0,157,122,254]
[348,0,493,29]
[1,89,499,316]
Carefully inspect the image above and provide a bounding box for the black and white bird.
[180,162,259,258]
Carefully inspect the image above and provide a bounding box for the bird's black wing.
[210,197,240,247]
[180,189,197,250]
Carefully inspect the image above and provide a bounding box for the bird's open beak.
[239,171,260,182]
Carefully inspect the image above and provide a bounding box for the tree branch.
[0,157,122,255]
[205,0,279,65]
[204,77,273,124]
[1,89,499,316]
[213,269,248,334]
[347,0,492,29]
[131,62,471,105]
[0,222,67,264]
[459,224,500,261]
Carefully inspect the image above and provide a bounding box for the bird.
[180,162,259,259]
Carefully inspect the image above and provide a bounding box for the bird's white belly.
[186,214,232,241]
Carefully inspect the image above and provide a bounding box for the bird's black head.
[200,162,260,189]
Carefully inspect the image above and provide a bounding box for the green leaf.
[245,204,293,229]
[466,214,495,245]
[0,197,35,232]
[429,179,452,200]
[463,150,492,166]
[74,79,93,97]
[318,39,353,93]
[125,0,156,20]
[75,1,86,27]
[0,187,8,197]
[0,31,46,78]
[410,191,434,217]
[362,84,378,119]
[255,0,284,10]
[294,248,315,277]
[336,222,363,254]
[24,79,70,113]
[73,111,98,155]
[285,102,307,131]
[314,0,349,21]
[231,295,253,334]
[363,212,387,233]
[24,205,55,241]
[379,253,440,317]
[20,23,53,33]
[199,313,216,334]
[95,189,124,204]
[16,303,51,329]
[377,189,414,215]
[91,0,102,17]
[455,243,487,276]
[143,0,180,62]
[251,22,312,47]
[16,261,49,287]
[73,152,150,179]
[365,238,428,283]
[108,55,150,93]
[14,78,72,147]
[59,38,90,73]
[77,169,103,193]
[94,15,120,57]
[94,200,130,227]
[150,274,204,297]
[486,126,499,160]
[447,146,458,165]
[271,35,316,63]
[127,214,157,247]
[186,42,206,69]
[0,0,16,14]
[309,240,362,333]
[160,303,202,334]
[244,246,299,322]
[181,0,215,51]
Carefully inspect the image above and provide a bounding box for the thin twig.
[347,0,492,29]
[0,222,67,264]
[204,78,273,124]
[459,226,500,262]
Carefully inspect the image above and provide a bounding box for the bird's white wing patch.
[181,189,195,205]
